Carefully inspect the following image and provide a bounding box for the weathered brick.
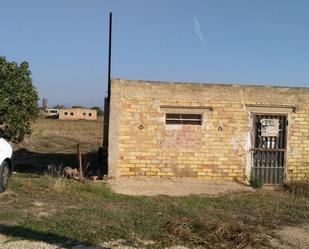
[108,79,309,182]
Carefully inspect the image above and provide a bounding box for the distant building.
[104,78,309,185]
[59,108,97,120]
[42,108,59,117]
[42,98,48,111]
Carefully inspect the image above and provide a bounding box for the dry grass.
[285,180,309,197]
[49,177,67,193]
[5,117,309,248]
[13,118,104,174]
[16,117,103,153]
[165,216,269,248]
[0,174,307,248]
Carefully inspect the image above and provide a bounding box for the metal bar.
[252,167,285,169]
[273,153,277,183]
[107,12,112,99]
[264,151,271,182]
[103,12,113,175]
[251,148,285,152]
[278,116,282,149]
[166,118,202,122]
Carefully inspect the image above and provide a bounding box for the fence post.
[77,143,83,181]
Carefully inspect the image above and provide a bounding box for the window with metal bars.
[165,113,202,125]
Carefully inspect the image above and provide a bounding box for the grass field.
[1,118,308,248]
[14,118,104,174]
[18,117,104,153]
[0,174,308,248]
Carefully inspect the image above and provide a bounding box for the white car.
[0,137,13,192]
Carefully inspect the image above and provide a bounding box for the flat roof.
[112,78,309,90]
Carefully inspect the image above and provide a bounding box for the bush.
[48,177,67,193]
[285,180,309,197]
[47,164,64,177]
[249,177,263,189]
[0,57,39,142]
[90,106,103,116]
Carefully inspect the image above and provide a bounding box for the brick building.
[105,78,309,184]
[59,108,97,120]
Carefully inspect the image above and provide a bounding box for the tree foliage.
[0,57,39,142]
[53,105,65,109]
[91,106,103,116]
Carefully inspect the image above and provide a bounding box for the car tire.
[0,160,10,193]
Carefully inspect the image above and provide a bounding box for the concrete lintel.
[160,106,213,114]
[245,104,296,113]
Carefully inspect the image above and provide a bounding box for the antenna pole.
[108,12,112,99]
[102,12,113,175]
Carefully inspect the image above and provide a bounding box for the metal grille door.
[251,114,287,184]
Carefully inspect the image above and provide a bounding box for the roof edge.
[111,78,309,90]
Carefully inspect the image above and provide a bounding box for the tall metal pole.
[102,12,112,176]
[107,12,112,99]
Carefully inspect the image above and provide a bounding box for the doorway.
[251,114,287,184]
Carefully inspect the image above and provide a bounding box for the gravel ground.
[108,178,254,196]
[0,237,189,249]
[0,240,62,249]
[0,241,190,249]
[0,240,131,249]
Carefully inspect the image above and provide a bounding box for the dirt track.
[108,178,254,196]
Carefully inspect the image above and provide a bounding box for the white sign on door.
[260,118,280,137]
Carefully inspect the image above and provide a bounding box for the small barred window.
[165,113,202,125]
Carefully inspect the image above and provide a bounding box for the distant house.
[42,108,59,117]
[59,108,97,120]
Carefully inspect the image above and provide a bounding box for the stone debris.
[0,240,62,249]
[63,167,80,179]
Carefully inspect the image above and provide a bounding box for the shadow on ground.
[13,148,107,176]
[0,224,106,248]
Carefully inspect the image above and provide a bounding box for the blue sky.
[1,0,308,107]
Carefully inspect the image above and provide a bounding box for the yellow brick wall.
[117,99,249,180]
[108,79,309,182]
[286,106,309,181]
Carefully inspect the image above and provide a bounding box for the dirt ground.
[107,178,254,196]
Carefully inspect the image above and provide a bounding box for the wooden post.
[77,143,83,181]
